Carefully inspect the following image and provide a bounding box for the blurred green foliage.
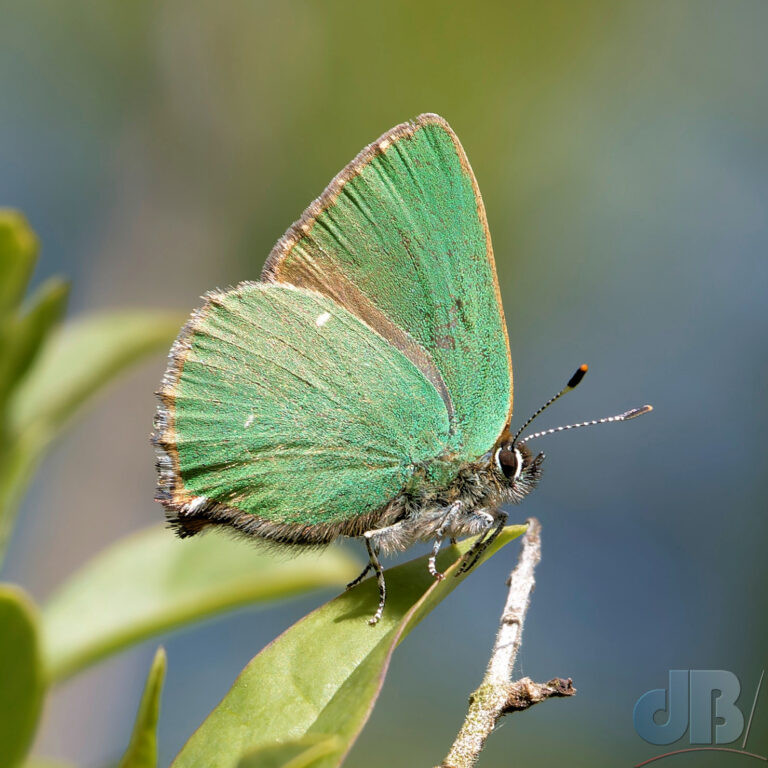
[42,524,360,682]
[119,648,167,768]
[0,584,45,768]
[0,212,184,565]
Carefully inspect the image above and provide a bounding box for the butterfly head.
[492,441,544,501]
[494,442,543,483]
[491,364,652,498]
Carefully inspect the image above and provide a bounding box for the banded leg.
[457,510,508,576]
[428,501,462,580]
[363,533,386,625]
[346,562,372,590]
[349,520,405,591]
[428,536,444,580]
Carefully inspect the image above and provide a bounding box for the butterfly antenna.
[519,405,653,445]
[510,364,589,445]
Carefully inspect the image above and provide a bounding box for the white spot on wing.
[315,311,331,327]
[244,413,255,428]
[379,138,390,151]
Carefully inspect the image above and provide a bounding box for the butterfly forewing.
[263,114,512,462]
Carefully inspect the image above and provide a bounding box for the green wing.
[155,283,450,533]
[263,114,512,461]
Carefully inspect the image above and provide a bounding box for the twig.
[437,518,575,768]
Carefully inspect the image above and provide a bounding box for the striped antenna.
[519,405,653,445]
[511,364,589,445]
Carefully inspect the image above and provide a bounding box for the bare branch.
[437,518,575,768]
[487,516,541,687]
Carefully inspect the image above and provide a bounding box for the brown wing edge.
[261,112,514,442]
[152,282,397,545]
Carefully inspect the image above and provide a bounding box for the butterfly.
[154,114,651,624]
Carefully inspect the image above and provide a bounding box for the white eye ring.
[512,448,523,481]
[494,447,523,481]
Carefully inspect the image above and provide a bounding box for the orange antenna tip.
[510,364,591,444]
[567,364,589,390]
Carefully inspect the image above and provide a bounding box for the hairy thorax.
[368,445,543,556]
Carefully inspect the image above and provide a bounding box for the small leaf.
[0,584,46,768]
[171,525,527,768]
[11,310,184,439]
[0,434,47,565]
[119,647,167,768]
[0,211,38,318]
[238,736,343,768]
[0,310,183,566]
[0,277,69,397]
[42,525,361,682]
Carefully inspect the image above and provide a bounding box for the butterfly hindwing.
[155,283,451,537]
[263,114,512,461]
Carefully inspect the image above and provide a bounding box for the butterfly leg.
[428,501,462,581]
[346,563,372,590]
[363,533,386,625]
[457,509,508,576]
[428,537,444,580]
[349,519,406,593]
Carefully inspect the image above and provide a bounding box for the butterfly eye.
[494,446,523,481]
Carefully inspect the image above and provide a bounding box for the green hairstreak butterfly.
[154,114,652,624]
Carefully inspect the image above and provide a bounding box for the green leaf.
[0,309,183,566]
[42,525,361,682]
[0,211,38,319]
[0,435,44,566]
[171,525,527,768]
[10,310,184,438]
[238,736,343,768]
[0,277,69,398]
[0,584,46,768]
[119,647,166,768]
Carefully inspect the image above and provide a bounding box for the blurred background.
[1,1,766,766]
